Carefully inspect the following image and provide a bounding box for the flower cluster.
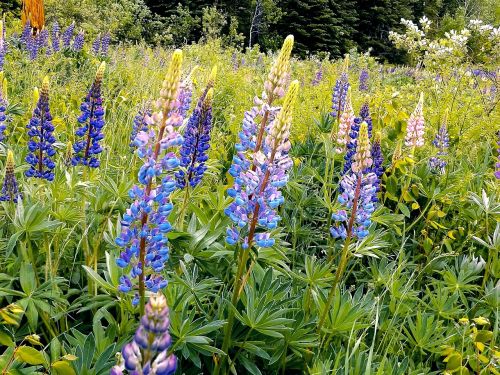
[429,111,449,174]
[0,73,9,142]
[335,89,354,154]
[72,62,106,168]
[404,93,425,149]
[0,150,21,203]
[90,33,111,57]
[62,23,75,48]
[225,80,299,249]
[312,65,323,86]
[115,50,185,298]
[51,21,60,52]
[111,293,177,375]
[369,136,384,202]
[342,102,372,175]
[496,131,500,179]
[0,21,6,71]
[359,69,369,91]
[176,85,214,189]
[331,122,376,240]
[73,31,84,52]
[130,104,153,150]
[25,77,56,181]
[331,56,350,120]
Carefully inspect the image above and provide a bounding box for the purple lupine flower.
[0,150,21,203]
[331,122,376,240]
[224,81,299,249]
[0,21,6,70]
[20,21,31,46]
[73,31,84,52]
[369,137,384,202]
[359,69,369,91]
[312,65,323,86]
[335,90,354,154]
[37,28,49,52]
[26,33,39,60]
[72,62,106,168]
[111,293,177,375]
[331,57,350,120]
[101,32,111,57]
[175,88,214,189]
[25,77,56,181]
[495,131,500,179]
[429,114,449,174]
[91,34,101,56]
[130,104,153,150]
[0,79,9,142]
[62,22,75,48]
[51,21,60,52]
[115,51,184,300]
[342,102,372,175]
[177,77,193,119]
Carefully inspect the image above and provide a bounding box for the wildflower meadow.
[0,3,499,375]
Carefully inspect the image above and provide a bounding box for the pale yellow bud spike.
[342,54,350,73]
[204,87,214,105]
[41,76,49,97]
[33,87,40,105]
[5,149,15,175]
[276,80,299,128]
[96,61,106,81]
[442,108,449,127]
[208,65,217,87]
[161,49,183,104]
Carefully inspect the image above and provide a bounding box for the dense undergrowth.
[0,17,499,375]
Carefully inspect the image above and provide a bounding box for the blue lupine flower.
[224,81,299,249]
[0,22,6,71]
[359,69,369,91]
[73,31,84,52]
[312,65,323,86]
[0,80,8,142]
[20,21,31,46]
[130,104,153,150]
[175,88,213,189]
[331,72,349,120]
[62,23,75,48]
[343,102,372,176]
[369,138,384,202]
[25,77,57,181]
[91,34,100,56]
[115,50,185,298]
[72,62,106,168]
[331,122,376,240]
[51,21,60,52]
[111,294,177,375]
[101,32,111,57]
[0,150,21,203]
[429,122,449,174]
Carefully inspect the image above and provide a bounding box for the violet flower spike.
[114,293,177,375]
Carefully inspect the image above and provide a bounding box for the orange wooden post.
[21,0,45,34]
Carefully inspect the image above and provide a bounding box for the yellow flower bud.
[208,65,217,88]
[96,61,106,82]
[41,76,50,98]
[160,49,183,111]
[352,122,373,173]
[5,149,14,175]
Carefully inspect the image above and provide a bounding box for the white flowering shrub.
[389,16,500,68]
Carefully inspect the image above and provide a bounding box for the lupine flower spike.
[312,65,323,86]
[62,22,75,48]
[342,102,372,176]
[130,103,153,151]
[72,62,106,167]
[0,21,6,71]
[335,88,354,154]
[115,50,184,312]
[25,77,56,181]
[0,150,21,203]
[429,109,450,174]
[73,31,84,52]
[359,69,369,91]
[331,122,377,240]
[176,71,215,189]
[369,133,384,202]
[331,55,350,120]
[405,92,425,149]
[0,73,9,142]
[91,34,101,56]
[111,293,177,375]
[225,80,299,249]
[495,131,500,179]
[51,21,60,52]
